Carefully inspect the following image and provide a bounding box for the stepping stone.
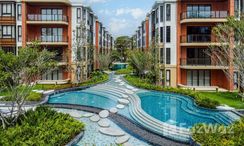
[118,99,130,105]
[125,90,134,94]
[116,104,125,109]
[115,135,130,144]
[99,110,109,118]
[70,112,81,118]
[83,113,94,118]
[121,94,129,98]
[119,83,125,86]
[109,108,118,114]
[99,128,125,136]
[131,88,139,92]
[98,119,110,127]
[90,115,100,122]
[123,142,133,146]
[126,85,134,89]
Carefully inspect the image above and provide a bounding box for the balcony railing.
[27,35,68,43]
[0,38,16,45]
[181,11,228,20]
[180,58,228,66]
[0,16,16,21]
[181,34,214,43]
[27,14,68,22]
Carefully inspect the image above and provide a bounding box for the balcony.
[180,11,228,23]
[27,14,68,25]
[54,56,68,66]
[27,35,68,45]
[0,16,15,24]
[180,58,229,70]
[0,38,16,46]
[180,34,221,46]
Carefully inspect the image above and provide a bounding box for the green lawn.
[199,92,244,109]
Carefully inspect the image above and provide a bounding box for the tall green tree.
[207,16,244,93]
[0,44,56,129]
[114,36,131,62]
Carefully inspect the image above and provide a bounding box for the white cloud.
[81,0,111,5]
[115,8,145,19]
[98,9,111,15]
[108,18,130,36]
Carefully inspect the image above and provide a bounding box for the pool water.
[138,91,237,128]
[48,91,117,110]
[112,63,128,70]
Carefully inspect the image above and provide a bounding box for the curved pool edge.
[46,103,188,146]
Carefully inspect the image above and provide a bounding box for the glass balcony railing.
[181,34,213,43]
[27,14,68,22]
[180,58,228,66]
[28,35,68,43]
[181,11,228,20]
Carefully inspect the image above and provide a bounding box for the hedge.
[124,75,220,109]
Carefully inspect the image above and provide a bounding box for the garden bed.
[0,106,84,146]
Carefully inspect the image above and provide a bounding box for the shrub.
[0,92,42,101]
[0,106,85,146]
[191,118,244,146]
[79,72,109,86]
[33,84,73,91]
[124,75,220,109]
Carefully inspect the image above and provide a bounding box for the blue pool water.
[48,91,117,109]
[138,91,236,128]
[112,63,128,70]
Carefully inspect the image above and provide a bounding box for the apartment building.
[134,0,242,91]
[0,0,113,84]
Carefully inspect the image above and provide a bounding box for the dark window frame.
[166,70,171,86]
[17,4,21,20]
[166,26,171,43]
[166,48,171,64]
[18,25,21,41]
[166,4,171,21]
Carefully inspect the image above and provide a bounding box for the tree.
[0,44,56,129]
[128,50,152,78]
[98,53,111,71]
[207,16,244,93]
[72,21,87,83]
[114,36,131,62]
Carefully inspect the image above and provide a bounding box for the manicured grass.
[199,92,244,109]
[33,84,74,91]
[0,106,84,146]
[115,66,133,75]
[79,72,109,86]
[0,91,42,101]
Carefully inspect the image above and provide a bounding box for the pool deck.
[47,103,188,146]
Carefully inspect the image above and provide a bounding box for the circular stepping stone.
[99,128,125,136]
[83,113,94,118]
[116,104,125,109]
[90,115,100,122]
[99,110,109,118]
[121,94,129,98]
[98,119,110,127]
[118,99,130,105]
[70,112,81,118]
[125,90,134,94]
[115,135,130,144]
[109,107,118,114]
[123,142,133,146]
[126,85,134,89]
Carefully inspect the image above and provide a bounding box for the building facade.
[134,0,241,91]
[0,0,113,84]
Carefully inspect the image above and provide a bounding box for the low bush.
[191,118,244,146]
[0,106,85,146]
[115,66,133,75]
[124,75,220,109]
[33,84,73,91]
[79,71,109,86]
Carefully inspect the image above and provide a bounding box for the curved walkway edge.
[46,103,189,146]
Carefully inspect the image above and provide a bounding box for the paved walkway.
[47,104,188,146]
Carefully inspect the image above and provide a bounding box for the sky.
[80,0,155,38]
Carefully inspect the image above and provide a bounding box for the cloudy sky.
[81,0,154,38]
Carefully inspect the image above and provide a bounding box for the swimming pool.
[138,91,239,128]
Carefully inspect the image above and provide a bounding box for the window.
[77,8,81,23]
[160,48,164,63]
[2,4,12,16]
[160,27,164,43]
[160,6,164,22]
[18,26,22,41]
[155,8,159,23]
[166,70,171,86]
[166,48,171,64]
[41,9,63,21]
[1,25,15,38]
[187,70,210,86]
[166,26,170,43]
[17,4,21,20]
[187,5,211,18]
[166,4,171,21]
[41,28,63,42]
